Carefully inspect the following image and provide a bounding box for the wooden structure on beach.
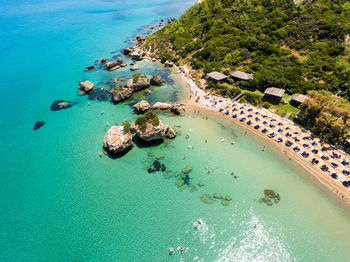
[291,94,307,107]
[206,71,228,83]
[230,70,254,81]
[263,87,285,104]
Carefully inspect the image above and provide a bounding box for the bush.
[122,121,131,134]
[135,111,160,132]
[241,92,262,106]
[262,101,271,109]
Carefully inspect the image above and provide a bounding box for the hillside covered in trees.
[144,0,350,99]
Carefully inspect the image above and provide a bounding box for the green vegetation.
[122,121,131,134]
[135,111,160,132]
[132,73,147,82]
[299,90,350,144]
[145,0,350,99]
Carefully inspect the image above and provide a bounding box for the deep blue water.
[1,1,350,261]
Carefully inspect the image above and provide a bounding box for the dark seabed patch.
[88,88,112,101]
[33,121,45,130]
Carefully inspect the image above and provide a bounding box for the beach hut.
[230,70,254,81]
[206,71,228,83]
[290,94,307,107]
[263,87,285,104]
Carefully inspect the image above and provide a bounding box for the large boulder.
[105,61,119,71]
[134,120,176,142]
[164,61,174,67]
[79,81,94,92]
[130,66,139,71]
[133,100,151,113]
[123,47,133,55]
[152,102,172,110]
[126,74,150,91]
[150,75,165,86]
[171,104,186,115]
[112,88,134,103]
[131,49,144,61]
[103,126,133,154]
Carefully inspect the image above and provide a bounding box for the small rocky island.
[103,111,176,156]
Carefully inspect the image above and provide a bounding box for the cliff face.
[144,0,350,99]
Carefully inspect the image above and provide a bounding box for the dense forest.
[144,0,350,99]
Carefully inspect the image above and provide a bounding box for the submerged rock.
[221,199,230,206]
[200,194,215,204]
[181,165,192,174]
[148,160,166,173]
[260,189,281,206]
[33,121,45,130]
[133,100,151,113]
[103,126,133,154]
[79,80,94,93]
[88,88,111,101]
[150,75,165,86]
[225,195,232,201]
[198,182,204,187]
[50,100,73,111]
[176,179,185,187]
[213,193,223,199]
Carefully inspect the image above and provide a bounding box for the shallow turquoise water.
[1,0,350,261]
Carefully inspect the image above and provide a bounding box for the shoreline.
[168,62,350,205]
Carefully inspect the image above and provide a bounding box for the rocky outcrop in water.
[152,102,172,110]
[79,80,94,93]
[85,65,95,71]
[133,120,176,142]
[150,75,165,86]
[130,66,139,71]
[133,100,151,113]
[170,104,186,115]
[112,88,134,103]
[33,121,45,130]
[126,73,150,91]
[103,126,133,154]
[50,100,73,111]
[106,61,119,71]
[131,49,144,61]
[123,47,133,55]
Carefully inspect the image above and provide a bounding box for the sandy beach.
[171,63,350,204]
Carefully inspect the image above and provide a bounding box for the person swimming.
[177,246,184,253]
[169,247,174,255]
[193,222,199,231]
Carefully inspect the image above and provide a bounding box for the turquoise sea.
[1,0,350,261]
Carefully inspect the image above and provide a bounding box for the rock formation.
[79,80,94,92]
[103,126,133,154]
[85,65,95,71]
[150,75,165,86]
[105,61,119,71]
[130,66,139,71]
[133,120,176,142]
[50,100,73,111]
[126,74,150,91]
[152,102,172,110]
[112,88,133,103]
[133,100,151,113]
